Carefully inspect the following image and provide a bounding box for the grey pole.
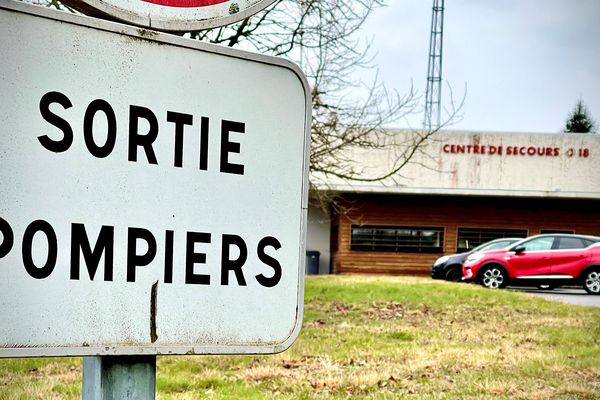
[83,356,156,400]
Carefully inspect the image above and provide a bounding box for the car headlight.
[465,253,484,263]
[433,256,449,266]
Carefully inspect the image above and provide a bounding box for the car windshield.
[472,239,518,252]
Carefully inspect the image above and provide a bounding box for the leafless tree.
[188,1,463,193]
[37,0,464,207]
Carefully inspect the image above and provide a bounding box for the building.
[307,130,600,275]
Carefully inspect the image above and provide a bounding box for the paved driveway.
[510,287,600,308]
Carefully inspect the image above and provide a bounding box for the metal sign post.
[0,2,310,398]
[83,356,156,399]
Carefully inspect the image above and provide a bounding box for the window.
[521,236,555,251]
[456,228,527,253]
[351,225,444,253]
[556,237,585,250]
[583,238,600,247]
[476,239,519,252]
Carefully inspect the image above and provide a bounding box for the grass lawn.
[1,275,599,399]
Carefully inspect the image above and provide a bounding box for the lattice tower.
[424,0,445,130]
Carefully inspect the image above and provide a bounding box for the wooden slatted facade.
[331,194,600,276]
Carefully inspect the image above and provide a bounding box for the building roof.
[313,130,600,199]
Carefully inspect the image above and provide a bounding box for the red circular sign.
[143,0,227,6]
[62,0,277,31]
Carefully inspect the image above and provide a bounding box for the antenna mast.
[424,0,445,130]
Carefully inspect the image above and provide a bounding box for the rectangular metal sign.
[0,1,309,357]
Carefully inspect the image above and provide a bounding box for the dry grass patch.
[1,276,598,399]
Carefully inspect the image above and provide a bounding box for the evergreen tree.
[564,100,596,133]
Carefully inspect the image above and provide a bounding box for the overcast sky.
[357,0,600,133]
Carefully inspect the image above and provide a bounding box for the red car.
[462,234,600,294]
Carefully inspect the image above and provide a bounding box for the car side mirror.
[513,245,525,255]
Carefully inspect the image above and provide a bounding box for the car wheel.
[583,269,600,295]
[479,265,507,289]
[445,267,462,282]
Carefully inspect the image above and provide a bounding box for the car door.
[550,236,589,277]
[506,236,556,277]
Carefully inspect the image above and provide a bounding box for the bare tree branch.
[31,0,465,212]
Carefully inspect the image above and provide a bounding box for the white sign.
[0,2,309,357]
[62,0,277,31]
